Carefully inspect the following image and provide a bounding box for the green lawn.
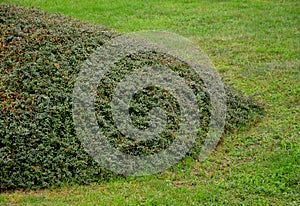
[0,0,299,205]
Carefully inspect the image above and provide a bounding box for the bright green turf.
[0,0,299,205]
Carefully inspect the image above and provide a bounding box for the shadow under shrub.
[0,4,263,191]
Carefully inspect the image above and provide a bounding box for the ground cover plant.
[0,0,299,205]
[0,3,262,190]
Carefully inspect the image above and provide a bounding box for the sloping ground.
[0,4,263,190]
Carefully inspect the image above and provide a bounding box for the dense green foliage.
[0,4,115,190]
[0,4,263,190]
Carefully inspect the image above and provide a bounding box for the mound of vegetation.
[0,4,263,190]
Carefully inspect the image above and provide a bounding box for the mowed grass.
[0,0,299,205]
